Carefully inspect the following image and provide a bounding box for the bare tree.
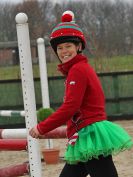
[0,0,133,57]
[14,0,44,39]
[0,2,16,41]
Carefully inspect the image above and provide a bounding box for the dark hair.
[50,36,84,53]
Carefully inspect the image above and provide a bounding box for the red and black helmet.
[50,11,86,53]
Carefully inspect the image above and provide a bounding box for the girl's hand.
[29,126,41,139]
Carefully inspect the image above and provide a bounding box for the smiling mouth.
[63,56,70,59]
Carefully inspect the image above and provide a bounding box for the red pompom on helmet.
[61,11,74,22]
[50,10,86,53]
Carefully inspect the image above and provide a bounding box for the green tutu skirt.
[65,120,133,164]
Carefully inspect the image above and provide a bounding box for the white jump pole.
[1,129,26,139]
[0,127,66,139]
[0,110,25,117]
[37,38,50,108]
[37,38,53,149]
[15,13,42,177]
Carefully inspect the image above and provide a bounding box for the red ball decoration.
[62,13,73,22]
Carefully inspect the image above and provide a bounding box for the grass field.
[0,55,133,80]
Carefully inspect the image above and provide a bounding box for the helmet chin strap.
[77,43,82,54]
[77,49,82,54]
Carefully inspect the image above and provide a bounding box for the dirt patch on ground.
[0,120,133,177]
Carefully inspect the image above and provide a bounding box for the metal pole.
[37,38,53,148]
[15,13,42,177]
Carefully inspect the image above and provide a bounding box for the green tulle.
[65,120,133,164]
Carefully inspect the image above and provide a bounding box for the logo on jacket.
[69,81,76,85]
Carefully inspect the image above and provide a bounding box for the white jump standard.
[15,12,42,177]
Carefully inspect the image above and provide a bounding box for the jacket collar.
[58,54,88,76]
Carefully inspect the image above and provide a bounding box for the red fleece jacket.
[37,54,107,138]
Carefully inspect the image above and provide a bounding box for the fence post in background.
[37,38,53,149]
[15,13,42,177]
[113,75,120,114]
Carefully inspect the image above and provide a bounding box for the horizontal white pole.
[2,129,27,139]
[0,127,67,139]
[0,110,25,117]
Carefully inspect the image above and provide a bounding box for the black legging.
[59,155,118,177]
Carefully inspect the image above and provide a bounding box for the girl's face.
[57,42,81,63]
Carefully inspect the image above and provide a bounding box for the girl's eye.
[57,47,62,50]
[66,45,71,48]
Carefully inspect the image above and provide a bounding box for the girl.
[29,11,133,177]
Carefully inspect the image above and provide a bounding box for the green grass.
[90,55,133,73]
[0,65,21,80]
[0,55,133,80]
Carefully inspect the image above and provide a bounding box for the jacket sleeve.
[37,67,87,135]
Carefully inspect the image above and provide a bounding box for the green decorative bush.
[37,108,55,123]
